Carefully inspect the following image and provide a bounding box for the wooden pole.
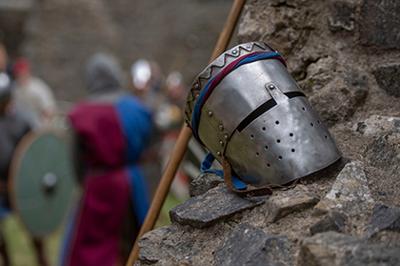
[126,0,246,264]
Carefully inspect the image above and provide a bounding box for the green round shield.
[9,130,76,238]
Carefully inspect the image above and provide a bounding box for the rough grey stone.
[309,75,367,126]
[343,244,400,266]
[310,211,346,235]
[328,1,355,32]
[359,0,400,49]
[299,56,336,92]
[364,133,400,170]
[315,161,374,215]
[237,0,311,55]
[373,63,400,97]
[299,232,400,266]
[265,184,319,222]
[298,232,360,266]
[365,204,400,238]
[354,115,400,137]
[189,172,223,197]
[214,224,292,266]
[138,226,174,264]
[170,185,266,228]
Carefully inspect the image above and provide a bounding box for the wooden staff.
[126,0,246,264]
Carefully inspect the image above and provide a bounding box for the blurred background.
[1,0,231,101]
[0,0,233,265]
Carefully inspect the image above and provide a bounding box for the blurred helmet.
[185,42,341,188]
[166,71,185,102]
[0,72,11,103]
[86,53,123,94]
[166,71,183,88]
[131,59,152,91]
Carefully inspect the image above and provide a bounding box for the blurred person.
[129,59,164,196]
[165,71,186,107]
[157,71,190,199]
[61,53,152,266]
[12,58,56,129]
[130,59,163,109]
[0,43,8,74]
[0,70,48,266]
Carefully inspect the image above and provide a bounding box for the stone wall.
[137,0,400,265]
[19,0,231,101]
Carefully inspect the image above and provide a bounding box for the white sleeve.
[32,78,56,111]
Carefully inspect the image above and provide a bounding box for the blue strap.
[200,153,247,190]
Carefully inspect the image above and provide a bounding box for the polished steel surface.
[186,42,341,187]
[199,59,300,140]
[185,42,272,124]
[226,85,340,185]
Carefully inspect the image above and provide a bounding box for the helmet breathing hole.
[267,163,271,167]
[324,135,328,139]
[256,152,260,156]
[264,145,269,150]
[277,139,281,143]
[291,148,295,152]
[302,107,306,111]
[310,123,314,127]
[275,120,280,125]
[262,127,266,131]
[289,133,294,137]
[278,156,283,160]
[250,134,254,139]
[317,120,321,124]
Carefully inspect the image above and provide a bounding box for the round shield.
[9,130,76,238]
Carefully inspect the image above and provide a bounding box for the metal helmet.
[131,59,152,91]
[185,42,341,188]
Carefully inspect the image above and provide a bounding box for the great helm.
[185,42,341,190]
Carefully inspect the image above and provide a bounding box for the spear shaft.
[126,0,246,264]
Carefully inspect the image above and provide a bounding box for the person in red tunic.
[61,54,153,266]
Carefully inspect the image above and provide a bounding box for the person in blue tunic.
[61,53,153,266]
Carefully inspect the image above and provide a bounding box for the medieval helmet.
[185,42,341,189]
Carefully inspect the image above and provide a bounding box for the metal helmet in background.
[131,59,152,91]
[185,42,341,191]
[130,59,163,110]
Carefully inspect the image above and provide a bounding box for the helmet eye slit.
[237,99,277,132]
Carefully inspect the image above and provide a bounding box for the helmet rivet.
[194,83,200,89]
[219,124,224,131]
[224,134,228,140]
[208,111,213,117]
[219,140,224,146]
[217,151,221,156]
[267,84,275,90]
[232,49,238,55]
